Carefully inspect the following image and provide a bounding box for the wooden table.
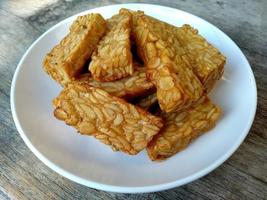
[1,0,266,199]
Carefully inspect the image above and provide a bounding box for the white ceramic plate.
[10,4,257,193]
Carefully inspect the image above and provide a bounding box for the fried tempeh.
[174,25,226,92]
[122,9,225,92]
[53,82,163,155]
[43,13,106,86]
[134,14,225,92]
[89,13,133,81]
[77,64,155,100]
[146,96,221,161]
[122,9,204,112]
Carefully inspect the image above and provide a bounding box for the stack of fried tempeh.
[43,9,225,161]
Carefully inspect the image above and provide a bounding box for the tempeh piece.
[43,13,106,86]
[124,10,204,112]
[53,82,163,155]
[147,96,221,161]
[122,9,225,92]
[135,93,157,110]
[89,13,133,81]
[77,67,155,100]
[174,25,226,92]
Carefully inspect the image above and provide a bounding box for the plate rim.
[10,3,257,193]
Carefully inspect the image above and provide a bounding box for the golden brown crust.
[146,96,221,161]
[43,13,106,86]
[122,9,225,92]
[176,25,225,92]
[53,82,163,155]
[125,9,204,113]
[89,13,133,82]
[121,8,225,93]
[77,63,155,100]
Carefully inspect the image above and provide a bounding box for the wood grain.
[0,0,266,199]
